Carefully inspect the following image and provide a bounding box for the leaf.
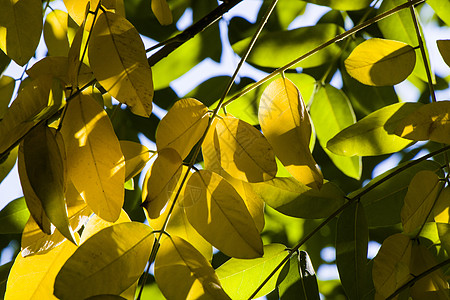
[278,255,303,299]
[395,101,450,145]
[142,148,183,219]
[0,75,15,119]
[23,124,76,244]
[184,170,263,258]
[216,244,287,299]
[54,222,154,300]
[301,0,371,10]
[89,11,153,117]
[437,223,450,256]
[119,140,151,181]
[428,0,450,26]
[401,170,442,235]
[156,98,209,159]
[344,38,416,86]
[372,233,413,299]
[0,197,30,234]
[44,10,70,56]
[0,145,18,184]
[155,236,230,300]
[437,40,450,68]
[409,243,450,299]
[297,251,320,300]
[327,102,422,156]
[232,24,343,69]
[63,0,118,26]
[311,84,361,179]
[61,93,125,222]
[80,209,131,243]
[151,0,173,25]
[0,0,43,66]
[259,77,323,189]
[433,186,450,223]
[336,201,368,300]
[5,236,78,300]
[213,115,277,182]
[251,177,345,219]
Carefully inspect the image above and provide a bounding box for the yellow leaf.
[154,236,230,300]
[0,0,43,66]
[119,140,151,181]
[63,0,118,26]
[434,186,450,223]
[67,19,93,89]
[344,38,416,86]
[410,243,450,299]
[61,93,125,222]
[80,209,131,243]
[151,0,173,25]
[5,235,78,300]
[44,10,70,56]
[214,116,277,183]
[156,98,209,159]
[54,222,154,300]
[0,75,15,119]
[401,170,442,235]
[437,39,450,68]
[202,117,224,174]
[142,148,183,219]
[395,100,450,145]
[259,77,323,189]
[372,233,413,298]
[184,170,263,258]
[89,11,153,117]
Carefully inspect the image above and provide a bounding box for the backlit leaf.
[250,177,345,219]
[297,251,320,300]
[0,75,15,119]
[89,11,153,117]
[61,93,125,222]
[302,0,371,10]
[151,0,173,25]
[259,77,323,189]
[311,84,361,179]
[155,236,230,300]
[142,148,183,219]
[232,24,343,69]
[44,10,70,56]
[54,222,154,300]
[395,101,450,145]
[119,140,151,181]
[0,197,30,234]
[372,233,413,299]
[156,98,209,159]
[336,201,368,300]
[184,170,263,258]
[437,40,450,68]
[428,0,450,26]
[0,0,42,66]
[277,255,303,299]
[80,209,131,243]
[5,235,78,300]
[216,244,287,299]
[327,102,422,156]
[63,0,117,26]
[401,170,442,235]
[214,115,277,182]
[0,145,18,184]
[344,38,416,86]
[433,186,450,223]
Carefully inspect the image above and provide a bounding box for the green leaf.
[301,0,371,10]
[155,236,230,300]
[232,24,343,69]
[297,251,320,300]
[327,102,422,156]
[0,0,43,66]
[356,159,442,227]
[184,170,263,258]
[0,75,15,119]
[89,10,153,117]
[437,222,450,256]
[401,170,443,235]
[216,244,287,299]
[0,197,30,234]
[344,38,416,86]
[54,222,154,300]
[250,177,346,219]
[437,40,450,67]
[427,0,450,26]
[336,201,368,300]
[278,255,303,300]
[311,84,361,179]
[433,186,450,223]
[0,146,18,184]
[395,100,450,145]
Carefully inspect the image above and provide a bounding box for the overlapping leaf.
[156,98,209,159]
[44,10,70,56]
[155,236,230,300]
[259,77,323,189]
[61,93,125,222]
[119,140,151,181]
[0,145,17,183]
[327,102,422,156]
[0,197,30,234]
[184,170,263,258]
[433,186,450,223]
[0,75,15,119]
[302,0,371,10]
[89,11,153,117]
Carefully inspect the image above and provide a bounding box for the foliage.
[0,0,450,299]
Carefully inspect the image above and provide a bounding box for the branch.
[147,0,243,67]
